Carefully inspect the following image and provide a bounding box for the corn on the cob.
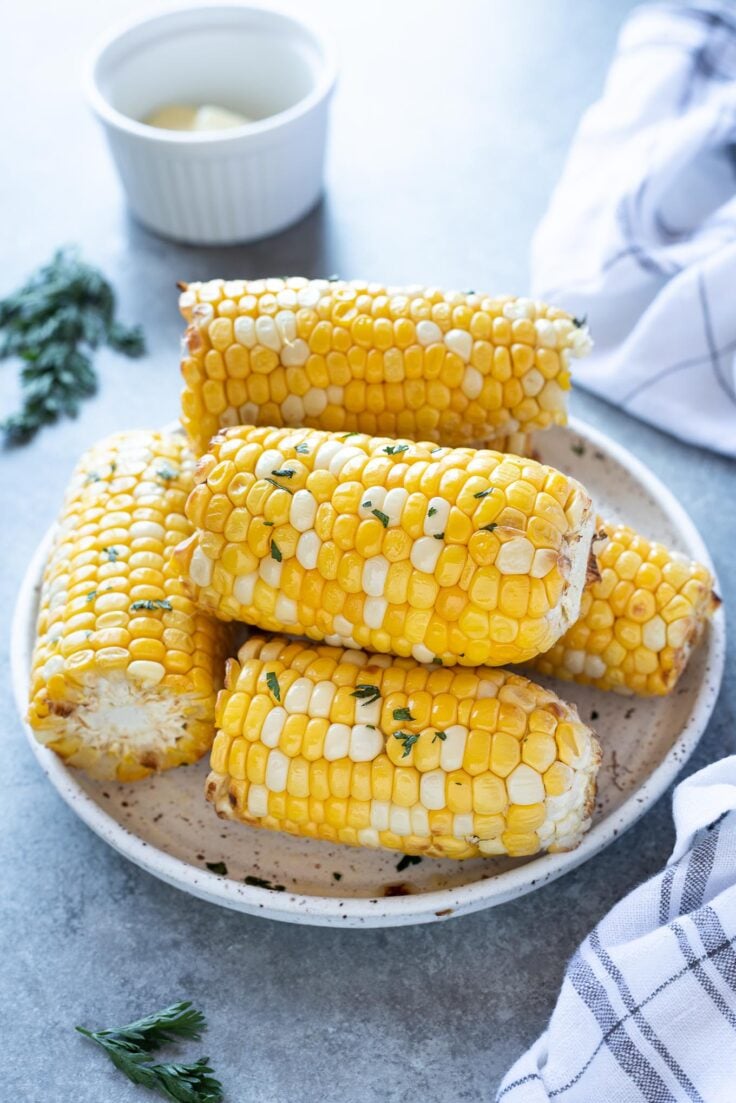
[530,521,719,695]
[207,635,600,858]
[173,425,595,667]
[28,431,230,780]
[179,278,591,454]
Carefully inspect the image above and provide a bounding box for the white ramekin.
[86,4,336,244]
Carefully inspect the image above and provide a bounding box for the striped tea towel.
[497,755,736,1101]
[532,1,736,458]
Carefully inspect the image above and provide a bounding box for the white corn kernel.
[410,536,442,573]
[234,572,256,606]
[247,784,269,817]
[416,320,442,346]
[290,490,317,532]
[265,749,289,792]
[296,531,320,570]
[324,723,351,760]
[309,681,336,718]
[349,724,383,762]
[363,556,389,597]
[507,763,545,805]
[190,546,214,586]
[440,725,467,771]
[261,707,287,747]
[444,328,472,362]
[127,660,165,686]
[420,771,446,810]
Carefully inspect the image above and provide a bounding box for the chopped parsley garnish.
[392,707,415,722]
[428,506,437,517]
[572,314,587,328]
[474,487,496,499]
[266,671,281,702]
[244,875,285,891]
[206,861,228,876]
[102,546,119,561]
[362,500,372,509]
[571,442,586,456]
[270,540,282,562]
[263,520,274,526]
[371,508,389,528]
[430,447,443,453]
[432,730,447,743]
[265,477,293,494]
[340,431,359,439]
[156,466,178,481]
[351,684,381,705]
[271,468,295,478]
[332,871,343,882]
[383,443,409,456]
[295,442,309,454]
[394,731,420,757]
[396,854,423,872]
[130,599,173,612]
[432,656,443,665]
[433,532,444,540]
[85,472,100,484]
[481,522,498,533]
[85,590,97,602]
[327,274,340,282]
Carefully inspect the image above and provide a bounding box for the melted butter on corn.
[28,431,230,781]
[179,278,592,454]
[206,635,601,859]
[173,425,595,667]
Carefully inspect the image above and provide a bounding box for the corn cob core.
[531,521,718,696]
[179,278,592,454]
[174,425,596,667]
[207,636,600,859]
[28,431,229,781]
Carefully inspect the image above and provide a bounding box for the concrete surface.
[3,1,733,1100]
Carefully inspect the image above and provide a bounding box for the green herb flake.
[430,447,443,453]
[393,731,420,757]
[572,314,587,328]
[244,874,285,891]
[264,477,293,495]
[396,854,423,872]
[0,248,145,445]
[340,431,360,439]
[295,442,309,454]
[351,683,381,705]
[383,443,409,456]
[332,871,343,882]
[266,671,281,702]
[271,468,295,478]
[362,500,372,509]
[85,471,100,484]
[156,466,178,482]
[206,861,228,876]
[85,590,97,602]
[263,520,274,526]
[474,487,496,499]
[571,442,586,456]
[428,506,437,517]
[130,599,173,612]
[432,656,443,666]
[481,522,498,533]
[433,532,445,540]
[392,707,415,722]
[270,540,282,562]
[372,508,390,528]
[102,546,119,561]
[432,730,447,743]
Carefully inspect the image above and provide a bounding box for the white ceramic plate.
[12,419,725,927]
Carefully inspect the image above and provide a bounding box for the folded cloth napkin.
[531,1,736,458]
[497,756,736,1101]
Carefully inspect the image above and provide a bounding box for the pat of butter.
[145,104,251,131]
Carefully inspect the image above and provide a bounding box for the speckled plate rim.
[11,418,726,927]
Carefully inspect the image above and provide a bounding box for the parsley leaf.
[270,540,282,562]
[432,730,447,743]
[428,506,437,517]
[156,466,178,482]
[0,248,145,445]
[130,599,172,612]
[383,443,409,456]
[481,522,498,533]
[244,875,286,891]
[86,590,97,602]
[205,861,227,876]
[294,442,309,455]
[266,671,281,702]
[271,468,295,478]
[392,707,414,722]
[350,684,381,705]
[393,731,420,757]
[474,487,496,499]
[396,854,423,872]
[371,508,390,528]
[264,477,293,495]
[433,532,444,540]
[102,546,119,562]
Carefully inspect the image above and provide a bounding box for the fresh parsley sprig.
[76,1001,223,1103]
[0,248,145,444]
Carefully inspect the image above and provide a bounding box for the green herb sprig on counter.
[76,1001,223,1103]
[0,248,145,444]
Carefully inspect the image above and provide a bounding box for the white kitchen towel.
[531,1,736,457]
[497,756,736,1101]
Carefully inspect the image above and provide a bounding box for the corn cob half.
[28,431,230,780]
[173,425,595,667]
[208,636,600,859]
[179,278,591,453]
[530,521,719,695]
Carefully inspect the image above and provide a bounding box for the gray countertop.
[3,2,734,1099]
